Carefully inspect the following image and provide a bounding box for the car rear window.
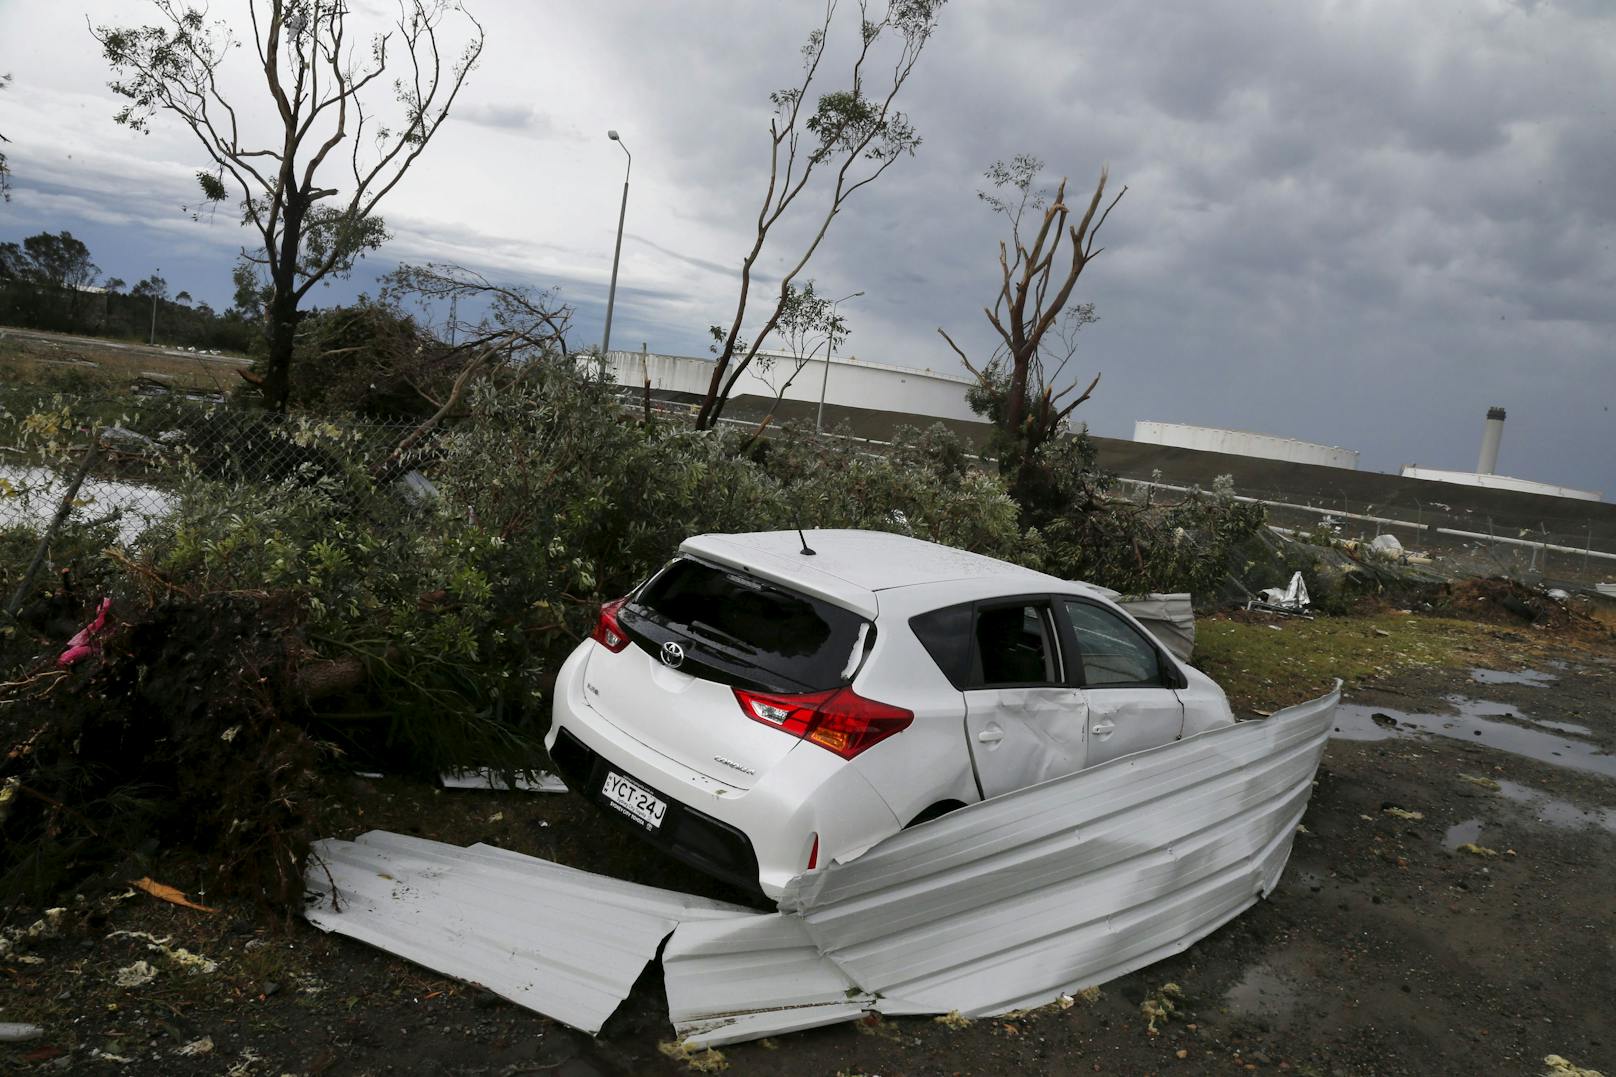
[620,558,872,693]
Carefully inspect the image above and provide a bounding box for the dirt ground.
[3,608,1613,1076]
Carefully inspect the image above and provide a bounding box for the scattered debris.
[130,876,217,913]
[0,907,65,960]
[934,1011,973,1029]
[1458,774,1501,791]
[175,1037,215,1057]
[1368,533,1404,560]
[658,1040,729,1073]
[1543,1054,1605,1077]
[1140,982,1183,1034]
[0,1023,44,1043]
[1457,843,1499,858]
[1382,806,1425,821]
[114,960,157,988]
[108,930,219,974]
[440,767,566,793]
[1251,571,1310,614]
[98,425,161,457]
[57,596,112,666]
[226,1047,266,1077]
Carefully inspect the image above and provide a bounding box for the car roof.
[679,529,1094,618]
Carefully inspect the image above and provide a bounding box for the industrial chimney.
[1476,406,1505,474]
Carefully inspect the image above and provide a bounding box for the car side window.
[1062,600,1162,687]
[971,603,1061,687]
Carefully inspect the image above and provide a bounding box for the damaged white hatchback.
[547,529,1233,899]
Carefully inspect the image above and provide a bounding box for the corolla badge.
[660,640,685,669]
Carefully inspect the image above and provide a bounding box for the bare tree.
[382,261,573,362]
[693,0,944,430]
[939,155,1124,474]
[94,1,484,412]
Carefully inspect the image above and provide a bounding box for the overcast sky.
[2,0,1612,495]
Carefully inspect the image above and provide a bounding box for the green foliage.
[1011,437,1267,597]
[286,297,451,418]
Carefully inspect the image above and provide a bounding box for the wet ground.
[3,617,1613,1075]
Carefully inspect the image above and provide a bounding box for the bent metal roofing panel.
[304,684,1339,1046]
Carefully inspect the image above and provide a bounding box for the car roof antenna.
[797,528,817,556]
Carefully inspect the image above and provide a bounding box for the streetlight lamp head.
[607,130,620,140]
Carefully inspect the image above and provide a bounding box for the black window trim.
[1055,594,1187,691]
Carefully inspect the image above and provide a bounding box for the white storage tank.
[1133,421,1360,470]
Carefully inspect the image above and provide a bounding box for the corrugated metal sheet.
[665,684,1339,1045]
[1116,592,1196,660]
[303,831,750,1034]
[304,686,1338,1048]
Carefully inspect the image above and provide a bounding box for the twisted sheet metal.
[305,684,1339,1047]
[303,831,748,1034]
[667,683,1338,1043]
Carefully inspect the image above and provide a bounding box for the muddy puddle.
[1469,667,1557,688]
[1222,962,1299,1029]
[1443,818,1484,850]
[1331,703,1616,780]
[1439,694,1594,737]
[1495,780,1616,834]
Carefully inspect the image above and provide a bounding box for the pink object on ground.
[58,597,113,666]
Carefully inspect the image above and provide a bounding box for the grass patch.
[0,328,248,396]
[1193,611,1489,713]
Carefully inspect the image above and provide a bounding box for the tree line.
[0,229,256,351]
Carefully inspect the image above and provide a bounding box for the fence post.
[4,429,101,624]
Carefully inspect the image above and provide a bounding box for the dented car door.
[962,600,1089,798]
[1060,598,1185,768]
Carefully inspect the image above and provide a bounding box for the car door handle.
[977,725,1005,744]
[1091,719,1115,737]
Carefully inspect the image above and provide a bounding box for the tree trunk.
[262,200,305,413]
[263,283,298,413]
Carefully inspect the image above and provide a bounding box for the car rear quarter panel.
[848,589,981,825]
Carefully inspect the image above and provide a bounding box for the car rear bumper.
[549,726,763,893]
[545,641,902,899]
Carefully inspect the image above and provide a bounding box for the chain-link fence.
[7,386,1614,595]
[0,386,421,552]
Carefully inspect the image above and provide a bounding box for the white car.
[547,529,1233,899]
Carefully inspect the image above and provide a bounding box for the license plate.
[602,770,667,830]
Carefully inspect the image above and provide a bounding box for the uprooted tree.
[693,0,944,430]
[94,0,485,413]
[940,155,1124,503]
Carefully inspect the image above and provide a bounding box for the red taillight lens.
[592,596,630,653]
[733,686,913,760]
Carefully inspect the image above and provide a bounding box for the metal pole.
[601,132,632,357]
[149,267,160,346]
[815,290,863,433]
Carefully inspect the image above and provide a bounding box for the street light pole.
[149,267,160,346]
[815,290,863,433]
[600,130,632,357]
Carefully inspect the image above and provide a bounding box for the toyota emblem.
[660,640,685,669]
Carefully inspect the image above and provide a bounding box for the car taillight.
[592,596,630,653]
[733,686,913,760]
